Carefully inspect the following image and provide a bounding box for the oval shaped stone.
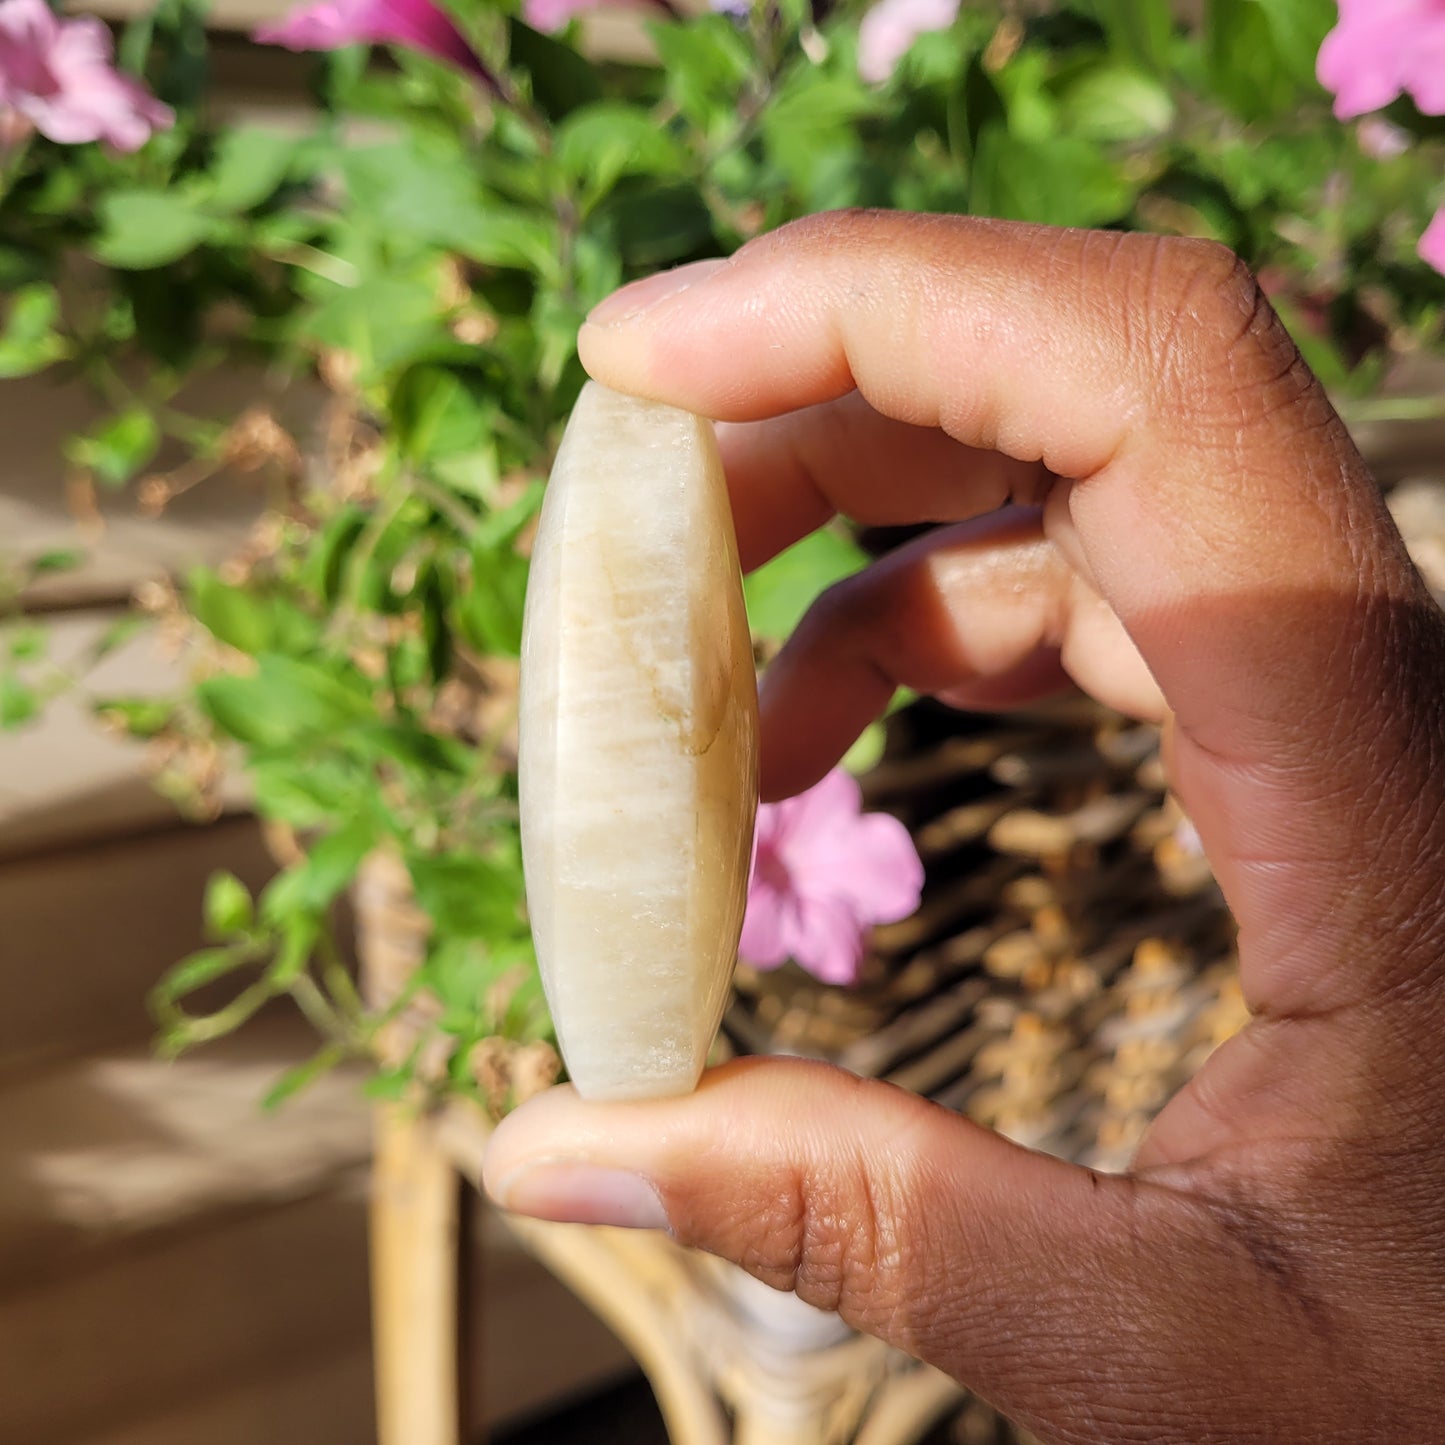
[518,382,759,1100]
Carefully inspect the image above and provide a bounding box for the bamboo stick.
[370,1106,462,1445]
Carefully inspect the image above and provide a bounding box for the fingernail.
[587,258,728,326]
[492,1162,671,1231]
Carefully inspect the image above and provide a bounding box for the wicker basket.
[356,469,1445,1445]
[728,696,1243,1175]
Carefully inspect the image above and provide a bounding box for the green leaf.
[745,528,869,641]
[189,568,276,653]
[29,547,85,576]
[340,142,489,249]
[458,548,528,658]
[1055,63,1175,142]
[95,697,175,739]
[6,625,45,662]
[250,756,358,827]
[594,181,718,270]
[93,615,146,659]
[391,365,497,464]
[842,720,887,775]
[407,850,524,940]
[507,18,601,120]
[0,673,37,729]
[1083,0,1174,72]
[415,560,452,684]
[93,190,220,269]
[457,484,541,658]
[0,284,68,378]
[303,506,370,606]
[1202,0,1330,119]
[205,870,254,938]
[761,73,875,188]
[556,103,687,201]
[648,16,753,130]
[193,575,317,656]
[197,655,373,750]
[1253,0,1336,88]
[263,815,375,919]
[64,407,160,488]
[205,126,298,215]
[341,141,557,271]
[970,127,1137,228]
[303,272,453,380]
[425,937,502,1014]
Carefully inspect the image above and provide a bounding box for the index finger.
[578,211,1445,1021]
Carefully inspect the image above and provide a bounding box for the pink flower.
[739,768,924,986]
[1316,0,1445,120]
[0,0,172,153]
[856,0,959,84]
[1356,115,1412,160]
[255,0,496,89]
[1421,206,1445,276]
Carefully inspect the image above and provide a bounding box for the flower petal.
[857,0,959,83]
[0,0,171,151]
[781,766,865,840]
[738,878,800,970]
[790,892,868,986]
[826,810,924,923]
[256,0,494,86]
[1317,0,1445,119]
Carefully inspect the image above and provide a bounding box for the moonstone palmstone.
[518,382,759,1101]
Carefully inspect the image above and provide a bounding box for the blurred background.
[1,0,1442,1441]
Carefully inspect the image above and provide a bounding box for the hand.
[483,212,1445,1442]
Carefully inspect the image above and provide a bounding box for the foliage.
[1,0,1442,1109]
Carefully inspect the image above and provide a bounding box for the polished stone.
[518,383,759,1100]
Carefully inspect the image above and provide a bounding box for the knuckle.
[745,1150,922,1338]
[681,1078,938,1339]
[739,208,886,263]
[797,567,875,645]
[1131,237,1319,428]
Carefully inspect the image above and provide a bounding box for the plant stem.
[318,932,368,1024]
[1338,394,1445,425]
[164,977,275,1046]
[406,472,479,539]
[291,971,358,1048]
[327,482,410,643]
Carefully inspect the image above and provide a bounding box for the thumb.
[482,1058,1298,1437]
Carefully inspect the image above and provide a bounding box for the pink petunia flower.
[1420,206,1445,276]
[255,0,497,89]
[0,0,172,153]
[856,0,959,84]
[739,768,924,986]
[1316,0,1445,120]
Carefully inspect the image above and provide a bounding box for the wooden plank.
[81,1344,376,1445]
[0,815,275,1071]
[0,611,249,861]
[0,1014,370,1292]
[0,1184,373,1445]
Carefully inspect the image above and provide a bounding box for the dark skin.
[483,211,1445,1442]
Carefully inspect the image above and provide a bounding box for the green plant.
[1,0,1441,1112]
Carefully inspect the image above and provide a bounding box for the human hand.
[483,212,1445,1442]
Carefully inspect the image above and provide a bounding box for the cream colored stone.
[518,382,759,1100]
